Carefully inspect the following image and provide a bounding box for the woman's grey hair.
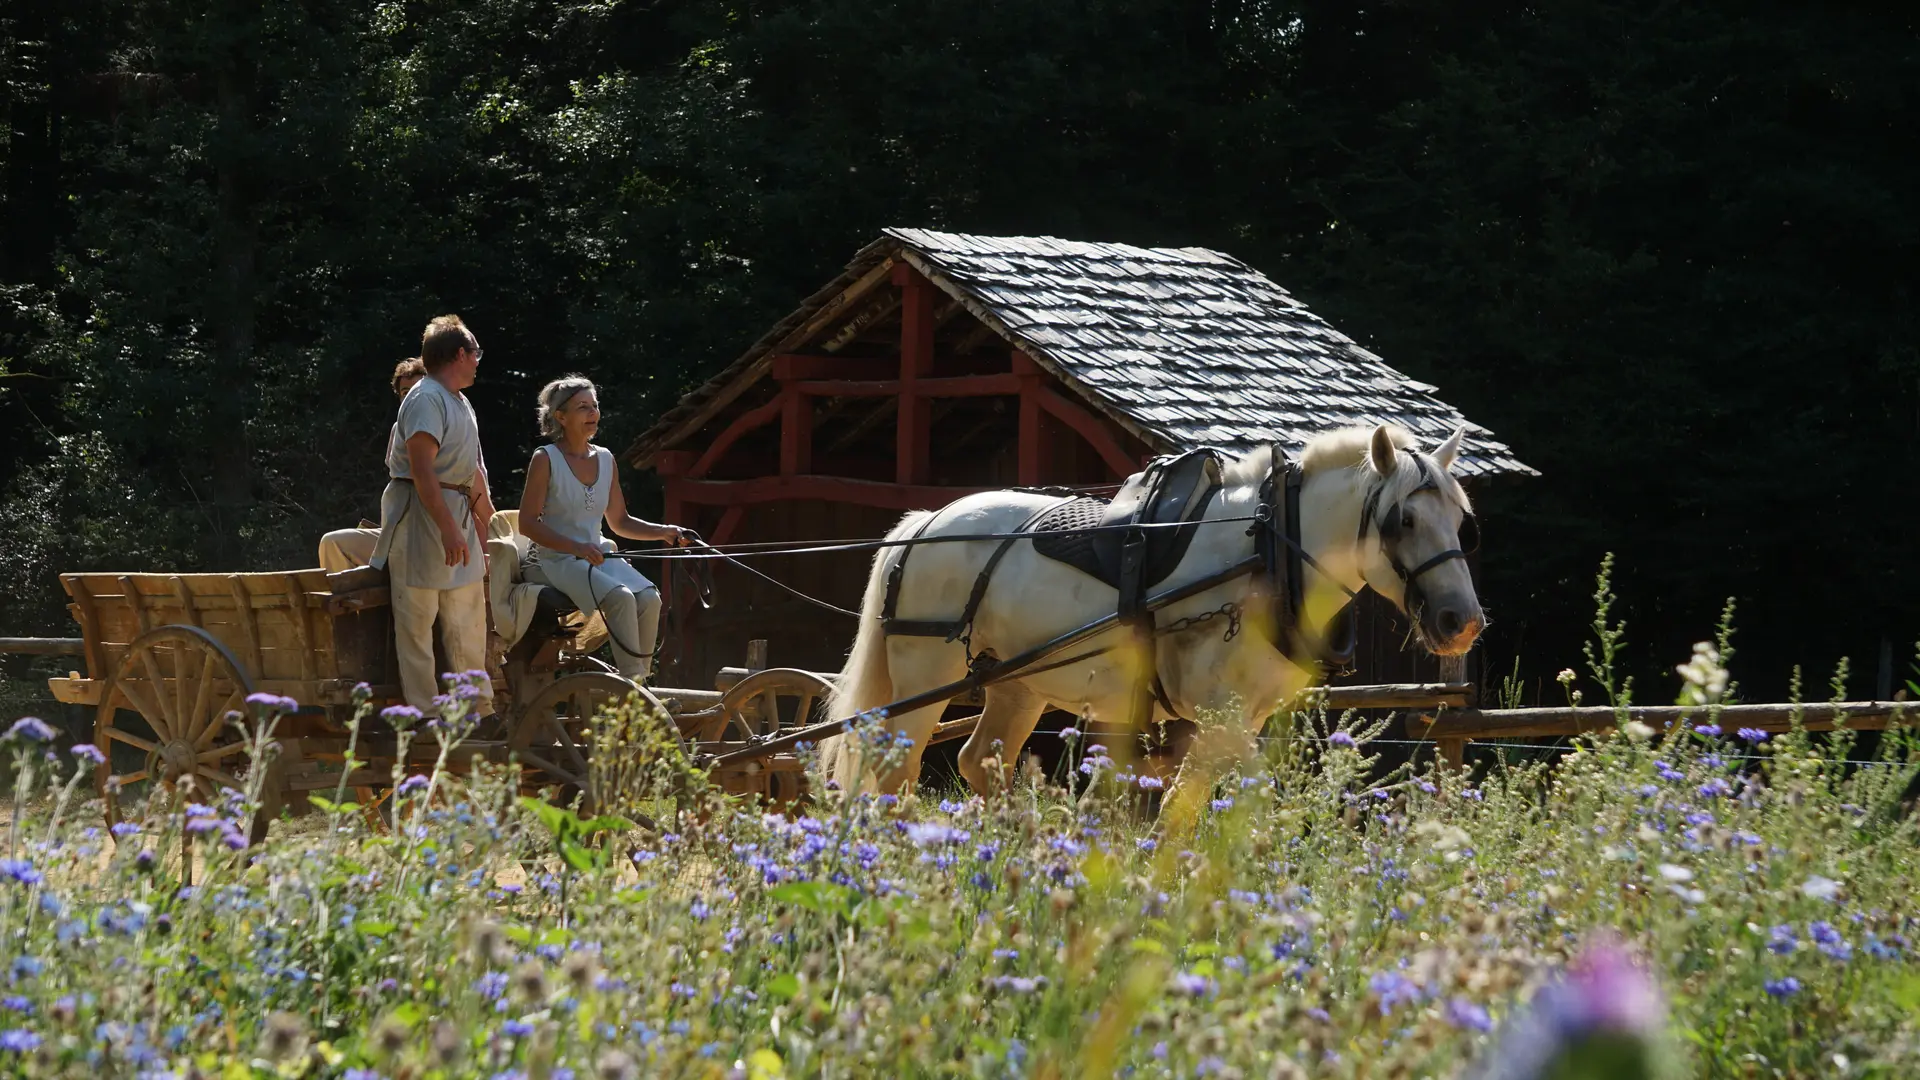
[537,375,596,439]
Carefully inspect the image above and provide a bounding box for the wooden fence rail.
[1414,700,1915,769]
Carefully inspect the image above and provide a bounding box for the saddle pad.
[1030,480,1219,592]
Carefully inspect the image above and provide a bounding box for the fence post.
[1437,654,1469,771]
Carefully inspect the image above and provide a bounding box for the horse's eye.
[1400,509,1415,531]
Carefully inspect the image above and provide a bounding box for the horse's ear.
[1434,426,1464,473]
[1368,425,1400,477]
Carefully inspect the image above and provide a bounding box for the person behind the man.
[368,318,495,717]
[318,357,427,572]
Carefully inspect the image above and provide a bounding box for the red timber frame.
[656,264,1148,545]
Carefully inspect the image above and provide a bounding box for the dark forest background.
[2,0,1915,708]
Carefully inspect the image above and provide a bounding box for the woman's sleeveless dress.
[524,444,661,680]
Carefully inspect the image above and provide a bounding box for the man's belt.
[440,482,473,502]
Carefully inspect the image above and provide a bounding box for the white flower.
[1800,875,1842,902]
[1657,863,1693,883]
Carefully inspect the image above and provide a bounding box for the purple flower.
[501,1019,534,1038]
[1810,922,1852,962]
[1136,838,1157,853]
[396,775,430,797]
[69,743,106,766]
[109,822,140,839]
[1137,776,1164,791]
[986,975,1048,994]
[1368,970,1424,1014]
[1736,728,1769,744]
[1210,797,1234,812]
[1473,941,1666,1077]
[1766,925,1797,955]
[903,822,969,847]
[1058,728,1080,741]
[1328,731,1357,748]
[1697,778,1732,799]
[0,860,42,886]
[3,717,55,743]
[1655,761,1685,782]
[381,705,423,727]
[1171,971,1216,997]
[1693,724,1722,737]
[245,692,299,714]
[1445,996,1493,1032]
[1764,977,1801,999]
[0,1029,41,1052]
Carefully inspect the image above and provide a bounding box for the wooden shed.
[625,228,1533,691]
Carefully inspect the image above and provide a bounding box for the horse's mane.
[1223,426,1471,511]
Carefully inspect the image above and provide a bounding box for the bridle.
[1252,444,1478,668]
[1355,449,1479,628]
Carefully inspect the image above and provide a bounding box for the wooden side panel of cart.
[49,567,398,708]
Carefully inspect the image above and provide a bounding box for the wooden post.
[656,451,693,514]
[1014,350,1045,485]
[746,639,768,673]
[893,262,934,485]
[1436,655,1469,770]
[780,387,812,476]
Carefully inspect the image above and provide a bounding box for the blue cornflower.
[1736,728,1769,744]
[1172,971,1216,997]
[0,860,41,886]
[1210,797,1234,812]
[474,972,509,1000]
[1137,776,1164,791]
[0,1029,39,1051]
[1444,997,1492,1032]
[903,822,969,847]
[69,743,106,765]
[1136,838,1157,853]
[1767,925,1797,955]
[1764,977,1801,998]
[4,717,55,743]
[397,775,430,796]
[1697,778,1732,799]
[1369,970,1424,1015]
[501,1019,534,1038]
[109,822,139,839]
[1694,723,1722,737]
[1328,731,1357,748]
[1655,761,1685,782]
[0,997,28,1014]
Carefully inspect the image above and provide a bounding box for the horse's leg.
[957,681,1047,796]
[863,636,966,796]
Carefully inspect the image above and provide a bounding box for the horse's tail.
[822,509,933,791]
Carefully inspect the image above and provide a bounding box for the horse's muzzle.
[1425,606,1483,656]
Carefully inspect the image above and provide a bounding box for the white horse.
[824,423,1484,804]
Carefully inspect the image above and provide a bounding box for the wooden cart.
[44,566,829,831]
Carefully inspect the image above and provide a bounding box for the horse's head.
[1354,425,1484,656]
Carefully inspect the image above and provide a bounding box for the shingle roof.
[626,229,1534,478]
[887,228,1533,478]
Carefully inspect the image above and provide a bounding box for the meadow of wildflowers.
[3,637,1920,1079]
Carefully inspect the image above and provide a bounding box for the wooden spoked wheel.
[509,672,655,796]
[711,668,834,805]
[712,668,836,741]
[94,625,256,828]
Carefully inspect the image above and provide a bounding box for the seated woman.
[518,375,695,683]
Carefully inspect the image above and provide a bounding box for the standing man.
[369,316,496,718]
[318,357,426,572]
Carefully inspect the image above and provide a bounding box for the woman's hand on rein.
[671,526,701,548]
[575,540,607,566]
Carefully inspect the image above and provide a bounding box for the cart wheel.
[712,668,835,742]
[511,672,660,800]
[94,625,260,834]
[708,669,833,804]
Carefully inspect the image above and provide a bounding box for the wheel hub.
[159,739,197,780]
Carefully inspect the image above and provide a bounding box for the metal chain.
[1157,601,1242,642]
